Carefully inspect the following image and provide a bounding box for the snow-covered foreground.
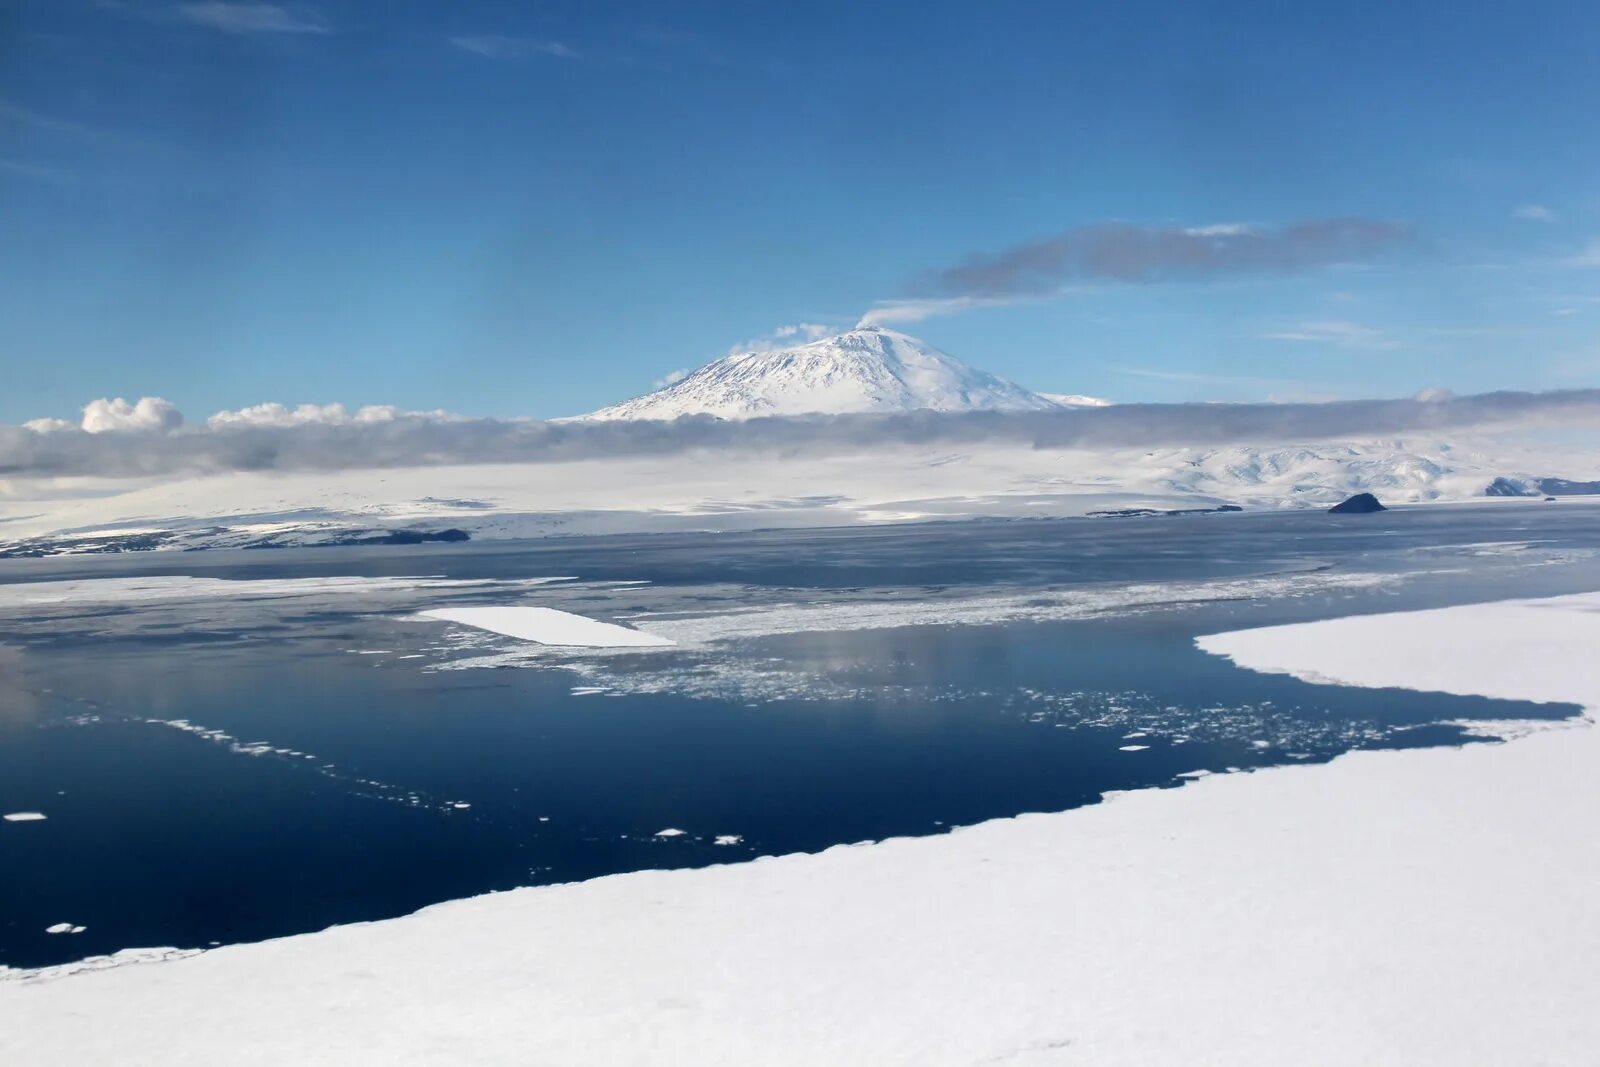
[4,432,1596,555]
[4,594,1599,1064]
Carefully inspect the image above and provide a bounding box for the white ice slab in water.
[418,606,674,648]
[3,812,46,823]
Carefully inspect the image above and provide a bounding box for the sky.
[3,0,1600,425]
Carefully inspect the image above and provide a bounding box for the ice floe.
[419,606,674,648]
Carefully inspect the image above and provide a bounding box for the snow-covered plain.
[4,592,1598,1064]
[5,433,1595,556]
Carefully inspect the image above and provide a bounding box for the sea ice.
[3,812,46,823]
[0,574,576,609]
[5,593,1600,1065]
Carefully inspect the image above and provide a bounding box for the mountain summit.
[583,327,1065,421]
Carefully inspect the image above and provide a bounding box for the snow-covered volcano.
[583,327,1063,421]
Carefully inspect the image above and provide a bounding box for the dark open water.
[2,503,1597,969]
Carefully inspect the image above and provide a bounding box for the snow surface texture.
[582,327,1062,421]
[5,593,1600,1064]
[418,607,673,648]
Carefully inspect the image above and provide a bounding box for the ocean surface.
[3,503,1598,969]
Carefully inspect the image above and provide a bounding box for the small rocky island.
[1328,492,1387,514]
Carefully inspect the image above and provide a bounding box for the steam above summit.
[583,327,1066,421]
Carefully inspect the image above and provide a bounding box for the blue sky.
[3,0,1599,423]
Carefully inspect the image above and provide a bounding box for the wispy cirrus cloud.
[0,98,114,142]
[0,158,69,182]
[1258,320,1402,351]
[1,100,82,136]
[1512,204,1556,223]
[177,3,331,35]
[1566,239,1600,268]
[450,36,578,61]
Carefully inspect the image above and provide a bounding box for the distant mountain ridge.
[582,327,1072,421]
[1038,392,1114,408]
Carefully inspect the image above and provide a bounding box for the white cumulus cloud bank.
[205,403,459,429]
[6,389,1600,480]
[80,397,185,434]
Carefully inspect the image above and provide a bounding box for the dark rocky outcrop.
[1329,492,1386,514]
[1087,504,1244,518]
[1486,476,1533,497]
